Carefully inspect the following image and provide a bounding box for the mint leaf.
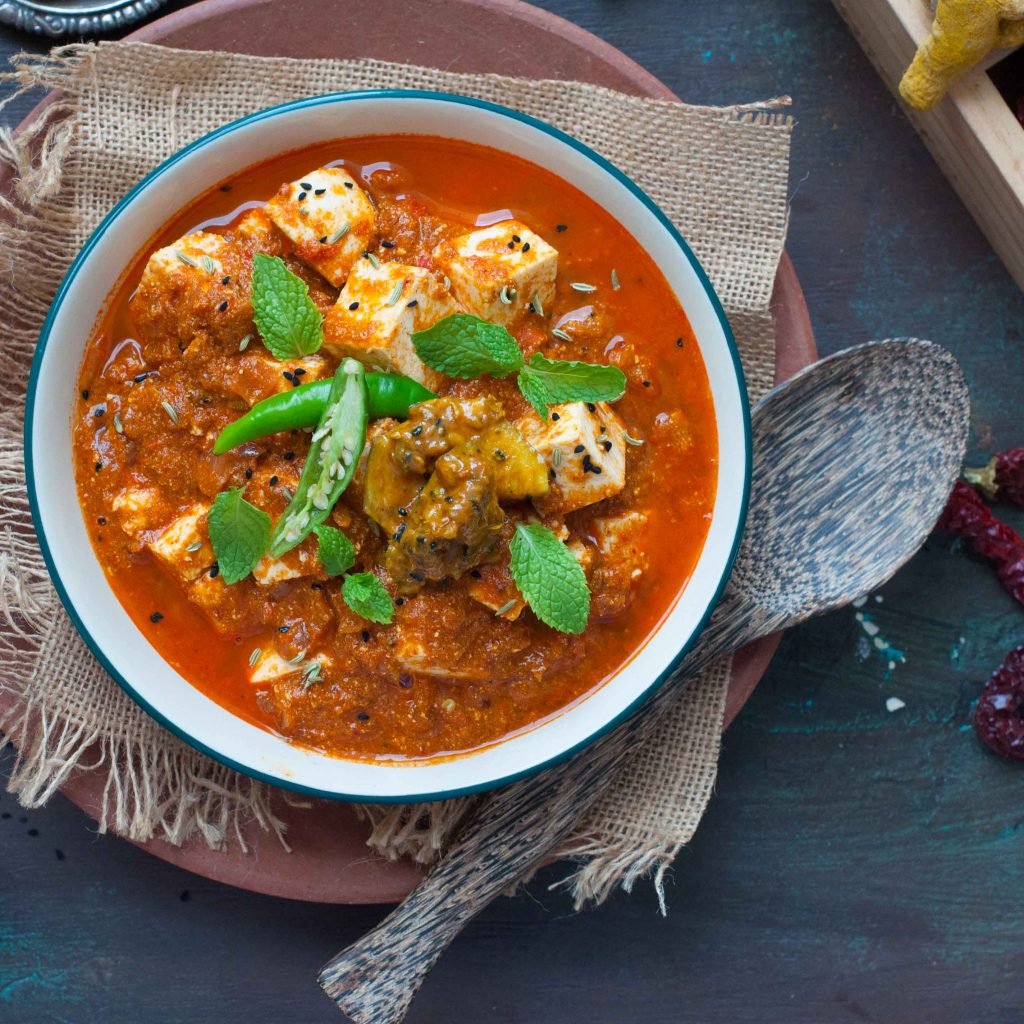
[412,313,524,379]
[509,522,590,634]
[342,572,394,624]
[517,353,627,419]
[314,524,355,577]
[251,253,323,360]
[208,487,271,584]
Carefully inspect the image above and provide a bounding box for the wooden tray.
[832,0,1024,291]
[3,0,816,904]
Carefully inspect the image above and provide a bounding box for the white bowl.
[26,91,749,802]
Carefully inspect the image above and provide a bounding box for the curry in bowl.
[73,135,717,761]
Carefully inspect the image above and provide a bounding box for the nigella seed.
[361,631,370,643]
[300,181,313,190]
[311,582,322,591]
[410,425,422,436]
[97,516,106,525]
[294,368,306,376]
[314,188,326,196]
[269,475,278,486]
[81,389,90,399]
[393,523,407,542]
[94,461,103,472]
[603,440,613,452]
[278,625,290,633]
[407,299,418,308]
[574,444,585,453]
[522,242,531,252]
[319,235,328,244]
[283,451,295,461]
[245,468,253,479]
[676,337,684,348]
[587,403,597,412]
[470,569,482,578]
[357,710,370,720]
[397,507,408,517]
[556,223,568,232]
[221,275,231,285]
[283,371,295,382]
[94,406,105,418]
[344,181,354,189]
[398,672,413,688]
[591,465,603,474]
[507,240,515,249]
[551,412,560,421]
[512,234,521,243]
[349,301,360,310]
[150,612,164,623]
[218,301,228,313]
[209,564,220,578]
[642,380,651,388]
[380,240,395,248]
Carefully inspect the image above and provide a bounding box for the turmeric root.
[900,0,1024,111]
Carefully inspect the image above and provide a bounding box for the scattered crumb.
[852,595,868,609]
[886,697,906,713]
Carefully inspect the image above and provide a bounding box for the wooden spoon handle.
[318,607,740,1022]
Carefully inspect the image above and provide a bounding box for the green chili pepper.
[212,372,434,455]
[267,358,368,558]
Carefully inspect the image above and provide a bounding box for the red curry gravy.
[72,135,718,760]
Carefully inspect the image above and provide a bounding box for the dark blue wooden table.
[3,2,1023,1021]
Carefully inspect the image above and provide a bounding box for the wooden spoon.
[319,338,969,1023]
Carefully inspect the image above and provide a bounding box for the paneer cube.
[112,486,165,537]
[515,402,627,514]
[323,260,461,390]
[432,220,557,327]
[249,649,331,686]
[225,350,329,407]
[264,167,376,287]
[592,512,649,579]
[148,503,213,582]
[466,562,526,621]
[394,636,490,680]
[567,537,595,576]
[130,231,253,354]
[147,503,260,635]
[251,547,318,586]
[231,207,288,256]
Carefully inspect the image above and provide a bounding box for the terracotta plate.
[5,0,816,904]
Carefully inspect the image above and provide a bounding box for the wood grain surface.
[2,2,1024,1023]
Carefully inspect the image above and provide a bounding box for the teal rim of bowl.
[24,88,751,804]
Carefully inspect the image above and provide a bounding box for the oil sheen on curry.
[73,135,718,761]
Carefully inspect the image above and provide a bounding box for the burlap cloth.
[0,42,791,908]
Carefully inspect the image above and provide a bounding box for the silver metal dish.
[0,0,168,36]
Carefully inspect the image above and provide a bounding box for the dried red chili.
[937,480,1024,607]
[974,645,1024,761]
[963,448,1024,506]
